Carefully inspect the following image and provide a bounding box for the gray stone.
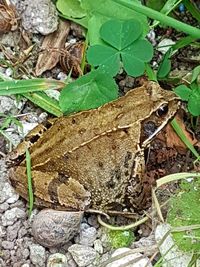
[0,225,6,237]
[79,226,97,246]
[0,96,16,113]
[0,202,9,212]
[19,0,58,35]
[7,221,22,241]
[32,209,83,247]
[65,252,77,267]
[0,182,19,204]
[68,244,97,267]
[29,244,46,267]
[18,226,28,238]
[47,253,68,267]
[2,240,14,250]
[87,215,99,228]
[1,249,11,260]
[2,207,26,226]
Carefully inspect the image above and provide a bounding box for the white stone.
[155,224,200,267]
[94,239,103,254]
[157,38,176,54]
[105,248,152,267]
[17,122,38,137]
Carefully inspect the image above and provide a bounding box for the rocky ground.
[0,0,199,266]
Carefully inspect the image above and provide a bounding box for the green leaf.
[122,54,145,77]
[87,19,153,78]
[191,65,200,84]
[57,0,148,46]
[174,85,191,101]
[122,39,153,62]
[188,87,200,116]
[100,19,142,50]
[56,0,86,18]
[121,39,153,76]
[59,70,118,114]
[87,45,120,76]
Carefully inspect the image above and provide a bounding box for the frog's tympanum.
[8,82,179,213]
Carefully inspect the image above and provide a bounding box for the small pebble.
[2,240,15,250]
[68,244,98,267]
[2,207,26,226]
[29,244,46,267]
[47,253,68,267]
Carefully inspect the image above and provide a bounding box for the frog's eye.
[156,104,168,117]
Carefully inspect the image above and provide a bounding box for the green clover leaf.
[87,19,153,77]
[59,69,118,114]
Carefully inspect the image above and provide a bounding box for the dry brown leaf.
[59,41,84,77]
[0,0,18,33]
[165,113,200,154]
[35,20,70,76]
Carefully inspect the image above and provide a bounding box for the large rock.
[32,209,83,247]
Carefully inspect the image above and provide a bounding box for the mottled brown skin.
[9,82,179,212]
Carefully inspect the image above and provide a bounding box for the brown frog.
[8,82,179,213]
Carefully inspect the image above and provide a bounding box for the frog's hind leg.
[9,166,91,211]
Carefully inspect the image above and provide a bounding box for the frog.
[8,81,179,213]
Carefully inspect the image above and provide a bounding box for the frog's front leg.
[9,166,91,211]
[126,149,151,211]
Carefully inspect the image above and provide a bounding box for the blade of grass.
[145,63,158,81]
[23,91,63,117]
[0,75,63,116]
[156,172,200,188]
[172,36,197,51]
[0,79,64,95]
[113,0,200,38]
[152,0,182,27]
[25,148,34,217]
[183,0,200,23]
[170,118,200,160]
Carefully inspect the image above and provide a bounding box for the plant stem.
[113,0,200,38]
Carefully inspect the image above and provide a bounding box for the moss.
[108,229,135,248]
